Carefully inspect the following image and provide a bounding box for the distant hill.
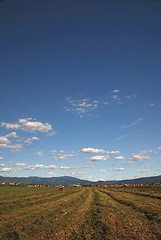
[0,176,91,185]
[95,175,161,185]
[0,175,161,185]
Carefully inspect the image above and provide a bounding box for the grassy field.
[0,185,161,240]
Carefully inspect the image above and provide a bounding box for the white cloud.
[81,147,108,154]
[138,150,153,155]
[23,164,44,170]
[31,137,39,140]
[24,136,39,144]
[46,165,57,169]
[10,149,21,152]
[137,169,150,172]
[113,90,120,93]
[6,132,18,138]
[47,131,57,136]
[64,171,88,175]
[114,168,125,171]
[53,152,79,160]
[109,151,120,155]
[0,143,23,149]
[1,118,54,133]
[60,165,94,170]
[0,157,4,159]
[0,163,6,166]
[99,169,106,173]
[48,150,57,154]
[88,155,109,162]
[0,167,16,172]
[121,118,143,129]
[157,147,161,151]
[23,164,57,170]
[7,144,23,149]
[42,172,58,177]
[14,162,27,166]
[1,122,20,129]
[20,119,52,132]
[123,160,134,166]
[87,176,92,179]
[0,136,10,144]
[112,95,119,99]
[33,151,43,156]
[0,144,8,148]
[103,101,109,105]
[7,162,27,166]
[111,94,122,104]
[114,156,124,160]
[128,154,150,161]
[0,132,21,150]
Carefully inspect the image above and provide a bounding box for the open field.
[0,186,161,240]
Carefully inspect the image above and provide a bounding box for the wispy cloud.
[117,134,129,140]
[121,118,143,129]
[48,150,79,160]
[123,160,134,166]
[52,151,79,160]
[64,97,99,118]
[60,165,94,170]
[111,89,136,105]
[65,91,136,118]
[33,151,43,156]
[149,104,155,107]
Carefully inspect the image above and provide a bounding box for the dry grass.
[0,185,161,239]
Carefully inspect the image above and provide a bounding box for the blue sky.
[0,0,161,181]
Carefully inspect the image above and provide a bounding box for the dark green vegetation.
[0,186,161,240]
[0,174,161,185]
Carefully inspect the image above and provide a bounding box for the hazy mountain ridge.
[0,175,161,185]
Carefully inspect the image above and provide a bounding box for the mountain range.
[0,175,161,185]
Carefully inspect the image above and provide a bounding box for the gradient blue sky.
[0,0,161,181]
